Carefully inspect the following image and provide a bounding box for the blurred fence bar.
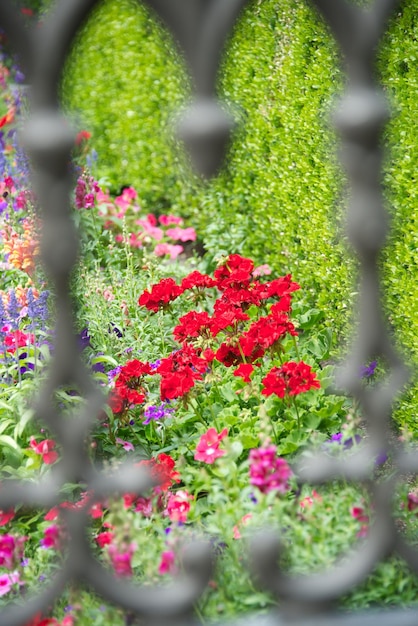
[0,0,417,624]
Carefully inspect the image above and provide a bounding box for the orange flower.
[2,219,40,276]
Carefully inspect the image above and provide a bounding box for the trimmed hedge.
[62,0,418,432]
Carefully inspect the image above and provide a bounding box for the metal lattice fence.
[0,0,417,624]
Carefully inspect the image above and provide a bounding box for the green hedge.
[62,0,418,432]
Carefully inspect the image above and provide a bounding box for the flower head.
[249,445,292,494]
[138,278,183,312]
[29,437,58,464]
[194,428,228,464]
[261,361,320,398]
[166,490,193,523]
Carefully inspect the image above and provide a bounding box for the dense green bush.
[62,1,418,428]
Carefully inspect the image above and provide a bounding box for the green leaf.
[0,434,21,453]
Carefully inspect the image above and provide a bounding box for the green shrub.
[62,1,418,431]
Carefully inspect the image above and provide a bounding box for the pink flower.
[154,243,184,259]
[115,438,135,452]
[407,490,418,512]
[166,490,193,523]
[96,531,114,548]
[232,513,253,539]
[166,227,196,242]
[351,505,369,538]
[108,542,136,577]
[0,571,20,596]
[249,445,292,494]
[29,437,58,464]
[194,428,228,464]
[159,215,183,226]
[0,534,16,568]
[252,264,272,277]
[40,524,61,549]
[88,502,104,519]
[299,490,322,509]
[136,218,164,240]
[158,549,177,575]
[134,497,153,517]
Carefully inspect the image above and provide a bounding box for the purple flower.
[143,403,174,425]
[92,361,105,373]
[360,360,377,378]
[19,352,35,375]
[326,433,362,449]
[27,289,50,325]
[79,327,91,350]
[7,290,20,328]
[0,296,6,326]
[108,366,122,383]
[14,70,25,84]
[110,323,123,338]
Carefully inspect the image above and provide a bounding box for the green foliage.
[62,0,189,208]
[62,0,418,438]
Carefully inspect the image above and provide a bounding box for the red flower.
[351,505,369,538]
[233,363,254,382]
[181,271,216,291]
[215,341,242,367]
[210,300,249,336]
[24,616,59,626]
[137,453,180,491]
[261,361,320,398]
[138,278,183,312]
[257,274,300,301]
[110,359,151,414]
[214,254,254,290]
[173,311,212,343]
[4,330,35,353]
[157,345,207,400]
[29,437,58,464]
[239,311,297,358]
[194,428,228,464]
[75,130,91,145]
[118,359,151,381]
[0,509,15,526]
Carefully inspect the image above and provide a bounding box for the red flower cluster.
[133,254,318,406]
[261,361,320,398]
[138,278,183,312]
[109,359,151,413]
[137,452,180,491]
[181,270,216,291]
[173,311,212,343]
[157,345,209,401]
